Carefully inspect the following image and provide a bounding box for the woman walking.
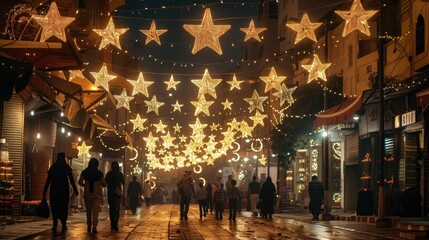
[105,161,125,231]
[78,158,106,233]
[127,175,142,215]
[259,176,276,219]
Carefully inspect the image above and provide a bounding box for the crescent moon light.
[127,146,138,161]
[199,177,206,186]
[231,152,240,162]
[193,164,202,174]
[232,142,240,152]
[251,139,263,152]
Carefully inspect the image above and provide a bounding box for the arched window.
[416,15,425,55]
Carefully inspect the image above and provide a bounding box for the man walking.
[308,175,324,220]
[177,170,195,220]
[248,176,260,216]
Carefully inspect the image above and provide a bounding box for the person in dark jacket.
[43,152,78,232]
[127,175,142,215]
[105,161,125,231]
[259,176,276,219]
[308,175,324,220]
[205,182,213,213]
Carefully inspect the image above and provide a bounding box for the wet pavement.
[0,204,404,239]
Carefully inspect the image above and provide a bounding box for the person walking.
[227,180,240,221]
[248,176,261,216]
[42,152,78,232]
[308,175,324,220]
[176,170,195,220]
[143,180,153,207]
[196,181,207,220]
[78,158,106,233]
[205,182,213,213]
[105,161,124,231]
[127,175,142,215]
[259,176,276,219]
[214,183,226,220]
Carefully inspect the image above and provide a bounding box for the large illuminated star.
[191,69,222,99]
[335,0,378,37]
[183,8,231,55]
[164,75,180,91]
[259,67,286,93]
[153,120,167,133]
[143,132,158,151]
[191,95,214,116]
[114,89,134,110]
[145,95,164,115]
[189,118,207,135]
[244,90,268,113]
[140,19,167,45]
[77,141,92,158]
[221,99,233,110]
[250,111,267,127]
[240,19,266,42]
[90,63,116,91]
[227,74,244,90]
[301,54,331,83]
[273,84,297,106]
[32,2,75,42]
[161,131,176,149]
[93,17,128,50]
[286,12,322,44]
[239,121,253,138]
[127,72,153,97]
[172,100,184,112]
[130,114,146,132]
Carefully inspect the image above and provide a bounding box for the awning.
[416,88,429,106]
[315,94,363,127]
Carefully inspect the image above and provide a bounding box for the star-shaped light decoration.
[93,17,128,50]
[164,75,180,91]
[130,114,146,132]
[227,118,241,132]
[335,0,378,37]
[273,84,297,106]
[32,2,75,42]
[143,132,158,151]
[250,111,267,127]
[127,72,153,97]
[221,99,233,110]
[191,95,214,116]
[227,74,244,90]
[68,70,85,81]
[173,123,182,133]
[144,95,164,115]
[77,141,92,158]
[286,12,322,44]
[259,155,267,166]
[259,67,286,93]
[301,54,331,83]
[244,90,268,113]
[153,120,167,133]
[239,121,253,138]
[192,69,222,99]
[171,100,184,112]
[161,131,176,149]
[183,8,231,55]
[140,19,167,45]
[90,63,116,91]
[114,89,134,110]
[179,135,188,143]
[209,123,219,132]
[240,19,266,42]
[189,118,207,135]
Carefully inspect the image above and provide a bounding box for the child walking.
[227,179,240,221]
[196,182,207,220]
[214,183,226,220]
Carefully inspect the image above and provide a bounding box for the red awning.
[416,88,429,106]
[315,94,363,127]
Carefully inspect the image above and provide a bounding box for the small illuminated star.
[221,99,233,110]
[113,89,134,110]
[77,141,92,158]
[127,72,153,97]
[90,63,116,91]
[179,135,188,143]
[145,95,164,115]
[191,95,214,116]
[164,75,180,90]
[189,118,207,134]
[335,0,378,37]
[273,84,297,106]
[226,74,244,90]
[240,19,266,42]
[259,67,286,93]
[140,19,167,45]
[301,54,331,83]
[286,12,322,44]
[143,132,158,151]
[259,155,267,165]
[250,111,267,127]
[93,17,128,50]
[191,69,222,99]
[183,8,231,55]
[173,123,182,133]
[32,2,75,42]
[172,100,184,112]
[130,114,146,132]
[209,123,219,131]
[244,90,268,113]
[153,120,168,133]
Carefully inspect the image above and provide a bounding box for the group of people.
[43,153,124,233]
[247,175,277,219]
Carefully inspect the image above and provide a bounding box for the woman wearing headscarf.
[105,161,124,231]
[127,175,142,215]
[259,176,276,219]
[78,158,106,233]
[43,152,78,232]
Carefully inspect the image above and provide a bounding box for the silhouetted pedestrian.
[177,170,195,220]
[308,175,324,220]
[78,158,106,233]
[196,182,207,220]
[127,175,142,215]
[105,161,124,231]
[248,176,261,216]
[205,182,213,213]
[42,152,78,232]
[228,180,240,221]
[214,183,226,220]
[259,176,276,219]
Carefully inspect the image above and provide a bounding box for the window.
[416,15,425,55]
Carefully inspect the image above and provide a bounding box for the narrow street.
[1,204,403,240]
